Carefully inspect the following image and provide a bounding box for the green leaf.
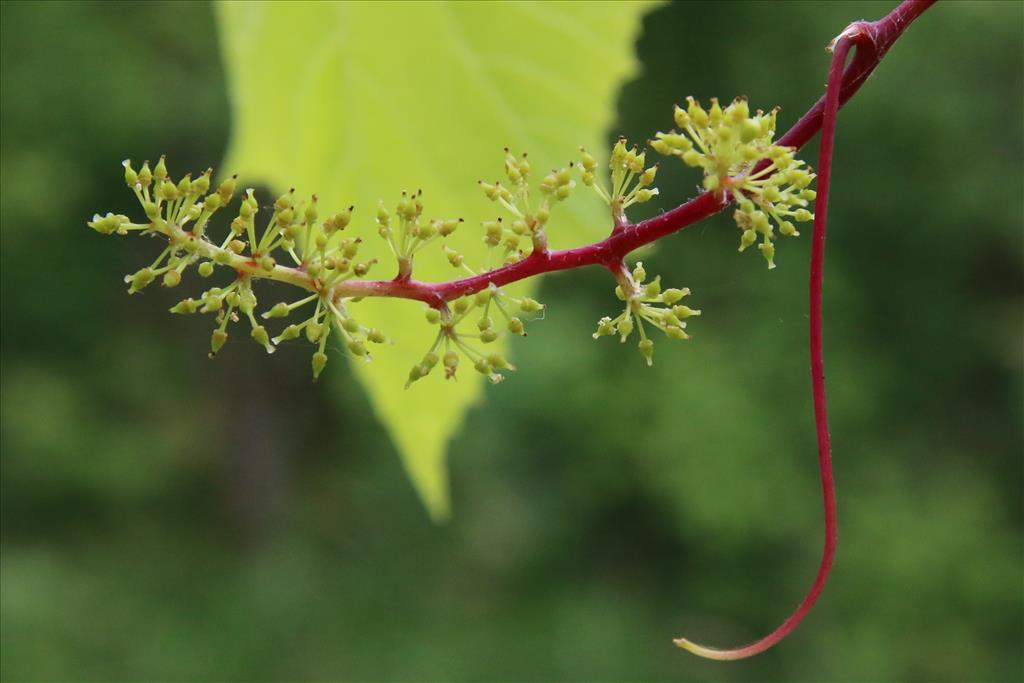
[215,1,654,520]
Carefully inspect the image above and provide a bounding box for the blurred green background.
[1,1,1021,681]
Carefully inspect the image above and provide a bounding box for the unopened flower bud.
[311,351,328,379]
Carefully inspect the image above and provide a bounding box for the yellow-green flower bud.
[593,316,615,338]
[672,305,701,319]
[311,351,328,379]
[251,325,272,351]
[176,175,192,197]
[347,340,367,357]
[169,298,200,314]
[638,338,654,365]
[217,175,237,204]
[137,160,153,188]
[158,180,177,201]
[275,324,302,343]
[739,229,758,251]
[162,271,181,288]
[210,329,228,355]
[128,267,155,293]
[519,298,543,313]
[153,155,168,183]
[123,159,137,186]
[759,241,777,269]
[306,322,324,344]
[662,288,688,304]
[265,302,289,318]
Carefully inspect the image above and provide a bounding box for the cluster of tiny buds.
[88,152,562,383]
[651,96,816,268]
[406,286,544,388]
[579,138,659,224]
[593,261,700,366]
[87,96,815,381]
[473,147,574,265]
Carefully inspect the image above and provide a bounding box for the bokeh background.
[2,1,1021,681]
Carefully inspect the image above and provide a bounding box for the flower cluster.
[651,96,816,268]
[87,97,815,380]
[579,138,659,223]
[376,190,462,279]
[593,262,700,365]
[88,151,566,383]
[405,287,544,388]
[474,148,574,263]
[89,156,402,379]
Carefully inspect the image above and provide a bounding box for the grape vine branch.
[88,0,937,660]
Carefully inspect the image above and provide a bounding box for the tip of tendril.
[673,637,746,661]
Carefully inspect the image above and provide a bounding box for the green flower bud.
[347,340,367,357]
[662,288,688,304]
[779,221,799,237]
[169,298,200,314]
[251,325,272,351]
[153,155,168,182]
[593,316,616,338]
[192,169,212,195]
[306,322,324,343]
[217,175,237,204]
[137,160,153,188]
[122,159,137,186]
[638,338,654,366]
[311,351,328,379]
[274,324,302,343]
[617,317,634,337]
[176,175,192,197]
[425,308,441,324]
[210,329,228,355]
[265,302,289,318]
[665,326,690,340]
[519,298,542,313]
[367,328,386,344]
[480,329,498,344]
[672,305,701,319]
[128,267,155,293]
[158,180,178,201]
[406,363,429,387]
[739,229,757,252]
[162,271,181,288]
[507,317,525,335]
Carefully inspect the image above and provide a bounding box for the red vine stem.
[327,0,936,308]
[674,0,936,660]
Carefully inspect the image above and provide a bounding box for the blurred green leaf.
[215,1,654,519]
